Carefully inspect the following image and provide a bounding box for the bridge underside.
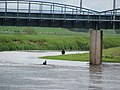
[0,0,120,29]
[0,12,120,29]
[1,18,120,29]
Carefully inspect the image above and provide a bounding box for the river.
[0,51,120,90]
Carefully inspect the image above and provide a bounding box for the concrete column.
[90,30,103,65]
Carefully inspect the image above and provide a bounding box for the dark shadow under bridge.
[0,0,120,29]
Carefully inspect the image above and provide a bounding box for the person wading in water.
[61,49,65,55]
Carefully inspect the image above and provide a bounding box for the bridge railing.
[0,0,120,22]
[100,8,120,21]
[0,1,98,14]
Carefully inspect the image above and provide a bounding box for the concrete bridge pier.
[90,30,103,65]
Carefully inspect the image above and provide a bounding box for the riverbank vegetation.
[0,26,120,51]
[0,26,86,51]
[0,26,120,62]
[41,47,120,63]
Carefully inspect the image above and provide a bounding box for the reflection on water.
[89,65,103,90]
[0,51,120,90]
[89,64,120,90]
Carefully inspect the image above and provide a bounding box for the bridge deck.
[0,0,120,29]
[0,12,120,21]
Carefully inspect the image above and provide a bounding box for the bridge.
[0,0,120,65]
[0,0,120,29]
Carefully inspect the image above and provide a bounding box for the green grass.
[102,29,116,35]
[0,26,119,63]
[41,47,120,63]
[0,33,119,51]
[0,26,89,51]
[41,53,89,62]
[0,26,120,51]
[0,34,89,51]
[0,26,88,36]
[102,47,120,62]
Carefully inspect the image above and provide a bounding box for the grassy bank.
[41,47,120,63]
[0,34,120,51]
[0,26,120,51]
[0,26,89,51]
[0,34,89,51]
[0,26,87,35]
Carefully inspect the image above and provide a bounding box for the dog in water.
[43,60,47,65]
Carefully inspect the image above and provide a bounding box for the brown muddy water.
[0,51,120,90]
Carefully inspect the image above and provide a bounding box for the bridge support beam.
[90,30,103,65]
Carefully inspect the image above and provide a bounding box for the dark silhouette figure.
[61,49,65,55]
[43,60,47,65]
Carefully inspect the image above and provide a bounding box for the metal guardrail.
[0,1,98,14]
[0,0,120,22]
